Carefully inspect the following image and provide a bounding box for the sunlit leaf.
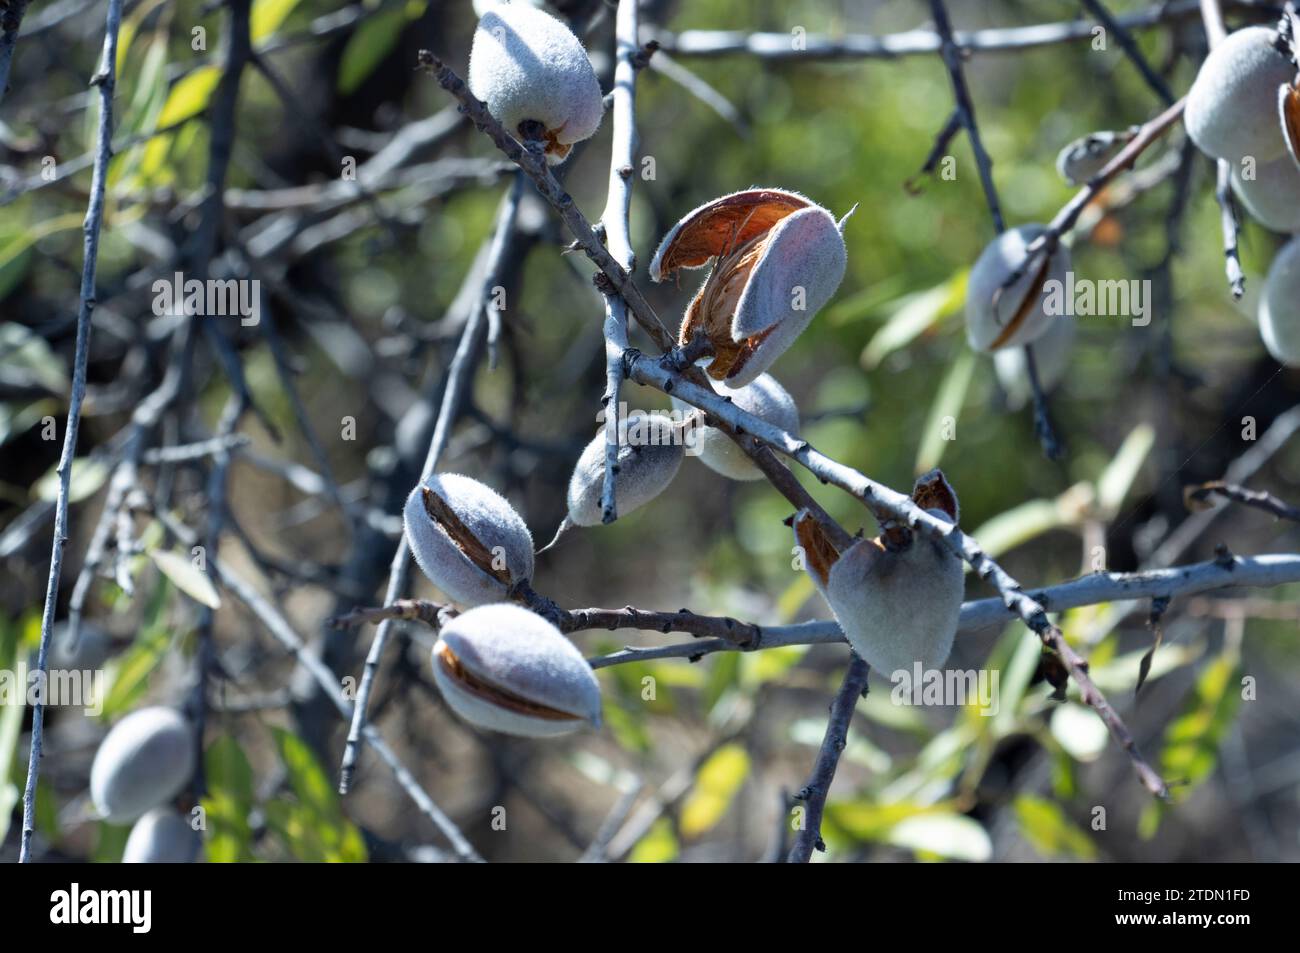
[1097,423,1154,516]
[149,548,222,609]
[679,744,750,839]
[859,270,967,368]
[251,0,302,42]
[1050,703,1109,762]
[888,812,992,862]
[629,817,678,863]
[915,348,975,473]
[34,457,110,504]
[1014,794,1096,859]
[203,735,256,862]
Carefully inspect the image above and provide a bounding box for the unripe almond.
[567,414,684,526]
[794,470,964,676]
[467,4,603,165]
[1230,156,1300,233]
[123,807,201,863]
[89,706,195,823]
[404,474,534,608]
[1055,129,1134,186]
[965,224,1071,352]
[1185,26,1295,164]
[650,188,849,387]
[432,603,601,737]
[672,373,799,481]
[1259,237,1300,366]
[993,316,1076,410]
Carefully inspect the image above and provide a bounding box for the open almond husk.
[650,188,849,387]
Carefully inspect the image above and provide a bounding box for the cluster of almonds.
[965,21,1300,387]
[1183,23,1300,365]
[88,705,201,862]
[400,4,970,741]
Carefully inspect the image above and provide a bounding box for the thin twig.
[583,553,1300,667]
[337,173,525,794]
[929,0,1004,232]
[648,1,1273,60]
[1185,480,1300,521]
[0,0,30,109]
[597,0,646,524]
[19,0,124,865]
[1213,158,1247,298]
[1080,0,1178,104]
[416,50,677,353]
[155,511,483,861]
[787,655,870,863]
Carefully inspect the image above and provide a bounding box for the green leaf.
[269,727,366,862]
[0,400,56,449]
[679,744,750,839]
[887,812,992,862]
[1157,651,1241,795]
[914,348,975,473]
[251,0,301,42]
[1014,794,1097,860]
[823,800,947,842]
[1050,703,1109,762]
[203,735,257,862]
[149,548,222,610]
[114,0,169,77]
[92,821,132,863]
[703,651,740,713]
[0,617,25,848]
[966,499,1066,560]
[1096,423,1155,517]
[156,66,222,129]
[207,735,256,808]
[34,457,110,504]
[860,270,968,369]
[337,8,410,95]
[99,582,177,719]
[629,817,679,863]
[0,324,68,393]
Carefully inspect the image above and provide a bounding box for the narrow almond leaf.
[860,270,968,369]
[915,348,975,473]
[1097,422,1155,516]
[251,0,302,42]
[149,548,222,609]
[1014,794,1097,859]
[888,812,992,862]
[679,744,751,839]
[156,66,222,129]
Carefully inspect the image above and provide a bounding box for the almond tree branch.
[416,50,677,353]
[929,0,1004,232]
[330,555,1300,666]
[0,0,30,109]
[337,173,525,795]
[787,654,870,862]
[626,354,1170,797]
[1080,0,1178,104]
[1185,481,1300,521]
[154,512,483,862]
[423,35,1176,797]
[929,0,1068,457]
[597,0,648,523]
[1003,95,1188,287]
[584,553,1300,666]
[19,0,124,864]
[648,1,1273,60]
[1201,0,1249,298]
